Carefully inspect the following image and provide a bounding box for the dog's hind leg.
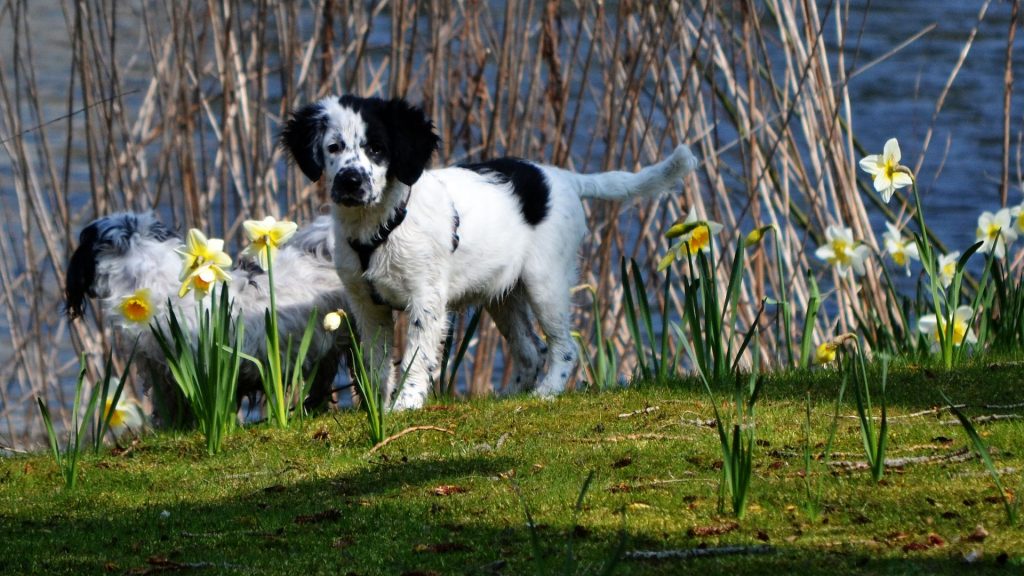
[523,268,579,399]
[487,286,542,395]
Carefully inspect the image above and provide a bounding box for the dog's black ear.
[381,98,439,187]
[65,221,101,319]
[281,102,329,182]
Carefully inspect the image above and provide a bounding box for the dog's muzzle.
[331,168,371,206]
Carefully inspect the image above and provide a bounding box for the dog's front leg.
[349,299,397,407]
[391,295,447,411]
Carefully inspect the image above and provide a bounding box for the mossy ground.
[2,361,1024,575]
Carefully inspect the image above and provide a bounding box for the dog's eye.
[365,143,383,158]
[327,142,342,154]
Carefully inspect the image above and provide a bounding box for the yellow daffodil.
[815,342,838,365]
[103,392,144,438]
[659,208,724,273]
[242,216,298,270]
[976,208,1018,259]
[323,310,347,332]
[814,333,856,365]
[882,222,919,277]
[858,138,914,203]
[918,305,978,349]
[178,262,231,299]
[117,288,156,325]
[814,225,870,278]
[937,251,960,289]
[176,229,232,299]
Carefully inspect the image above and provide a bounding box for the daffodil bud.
[744,225,775,248]
[323,310,346,332]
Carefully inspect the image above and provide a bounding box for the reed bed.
[0,0,1018,450]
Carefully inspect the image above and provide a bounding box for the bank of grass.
[3,361,1024,575]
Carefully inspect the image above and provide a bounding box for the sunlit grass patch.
[5,368,1024,575]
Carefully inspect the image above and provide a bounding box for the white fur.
[287,97,699,410]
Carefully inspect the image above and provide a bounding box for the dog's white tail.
[557,144,699,201]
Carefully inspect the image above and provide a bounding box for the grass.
[4,362,1024,575]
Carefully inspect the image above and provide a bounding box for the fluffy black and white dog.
[282,95,698,410]
[65,212,351,421]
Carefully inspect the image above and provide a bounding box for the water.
[845,0,1024,253]
[1,1,1022,443]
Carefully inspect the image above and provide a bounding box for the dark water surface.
[844,0,1024,253]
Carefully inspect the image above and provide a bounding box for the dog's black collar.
[347,194,461,308]
[348,197,409,272]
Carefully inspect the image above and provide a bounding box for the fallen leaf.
[294,509,341,525]
[612,456,633,469]
[927,533,946,547]
[312,428,330,441]
[902,541,929,552]
[608,482,631,493]
[432,485,468,496]
[415,542,471,554]
[756,530,770,542]
[967,524,989,542]
[688,521,739,537]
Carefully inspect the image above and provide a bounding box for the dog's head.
[281,95,439,208]
[65,212,178,319]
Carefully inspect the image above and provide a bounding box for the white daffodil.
[881,222,919,276]
[976,208,1018,259]
[117,288,156,325]
[937,251,960,290]
[1010,201,1024,236]
[242,216,298,270]
[918,305,978,349]
[858,138,914,203]
[814,225,870,278]
[659,208,725,273]
[103,391,145,439]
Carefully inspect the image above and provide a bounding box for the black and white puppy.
[65,212,351,421]
[282,95,698,410]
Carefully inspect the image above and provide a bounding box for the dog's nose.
[334,169,362,193]
[331,169,366,205]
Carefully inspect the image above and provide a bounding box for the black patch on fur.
[458,158,550,225]
[281,103,329,181]
[341,95,440,187]
[65,221,102,318]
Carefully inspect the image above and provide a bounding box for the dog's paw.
[530,388,559,401]
[391,389,426,411]
[530,381,564,400]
